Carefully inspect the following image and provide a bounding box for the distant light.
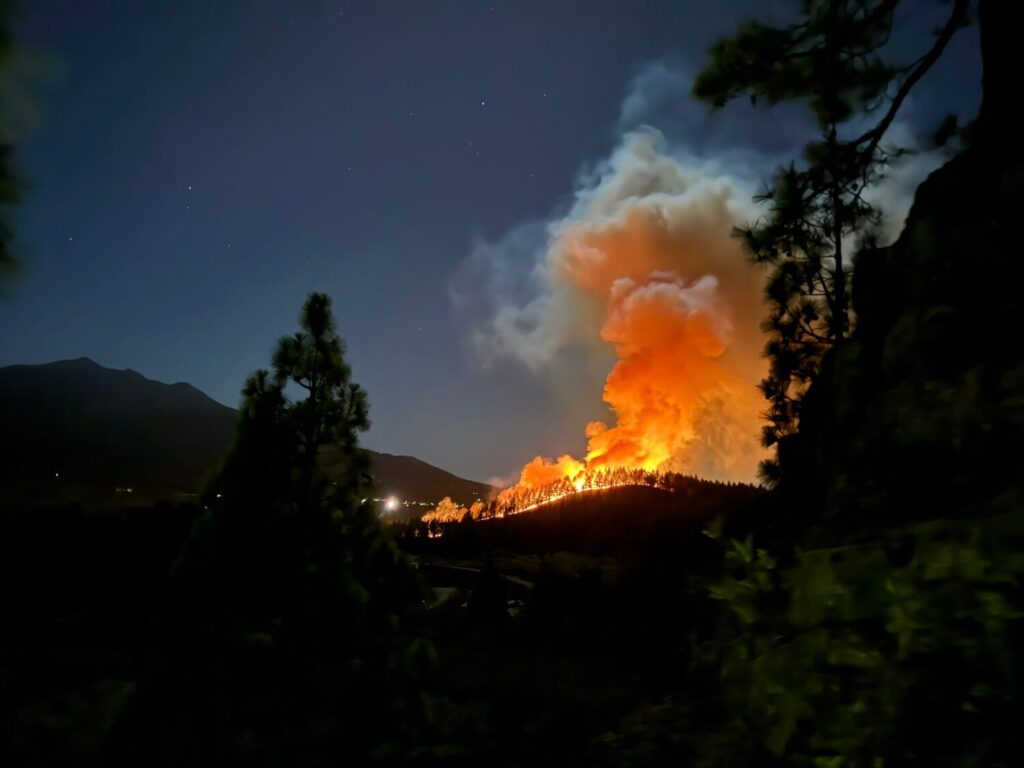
[54,472,59,478]
[216,493,223,499]
[385,496,399,512]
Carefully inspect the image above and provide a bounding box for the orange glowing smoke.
[517,454,585,489]
[421,496,485,525]
[486,130,767,494]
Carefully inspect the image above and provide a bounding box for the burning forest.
[451,130,771,524]
[419,466,754,536]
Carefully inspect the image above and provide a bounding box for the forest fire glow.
[494,467,667,515]
[443,130,769,527]
[421,467,675,529]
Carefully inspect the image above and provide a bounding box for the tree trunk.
[978,0,1021,157]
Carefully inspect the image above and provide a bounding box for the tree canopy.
[110,293,427,766]
[694,0,970,483]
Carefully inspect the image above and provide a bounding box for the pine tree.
[110,293,426,766]
[694,0,970,483]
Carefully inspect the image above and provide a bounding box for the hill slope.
[0,358,492,505]
[355,451,491,505]
[404,479,764,559]
[0,358,237,502]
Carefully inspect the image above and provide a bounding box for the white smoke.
[457,63,947,483]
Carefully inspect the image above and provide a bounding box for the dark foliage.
[107,294,430,766]
[695,0,971,481]
[0,502,201,766]
[595,3,1024,766]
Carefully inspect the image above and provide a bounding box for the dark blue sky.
[0,1,981,481]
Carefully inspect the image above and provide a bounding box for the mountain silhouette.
[0,358,492,506]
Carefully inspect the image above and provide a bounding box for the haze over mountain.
[0,358,492,506]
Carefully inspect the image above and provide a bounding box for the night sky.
[0,1,981,482]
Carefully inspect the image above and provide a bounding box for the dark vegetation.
[399,480,762,558]
[1,1,1021,766]
[629,1,1023,765]
[695,0,972,483]
[0,501,202,764]
[106,293,427,766]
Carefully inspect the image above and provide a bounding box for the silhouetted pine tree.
[109,293,428,766]
[694,0,970,484]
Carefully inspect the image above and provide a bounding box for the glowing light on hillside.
[420,467,679,534]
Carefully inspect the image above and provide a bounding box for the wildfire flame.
[442,131,768,530]
[494,466,670,516]
[494,132,765,493]
[422,496,486,525]
[421,467,675,531]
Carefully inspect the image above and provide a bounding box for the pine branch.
[853,0,969,160]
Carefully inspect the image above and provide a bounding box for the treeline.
[398,479,764,559]
[418,467,757,537]
[492,467,680,517]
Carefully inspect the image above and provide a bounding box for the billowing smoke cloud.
[519,454,585,488]
[469,127,768,483]
[460,63,948,487]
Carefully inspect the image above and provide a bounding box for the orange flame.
[422,496,485,525]
[503,187,765,498]
[452,131,768,522]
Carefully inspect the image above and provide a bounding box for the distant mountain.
[357,451,491,505]
[0,358,492,506]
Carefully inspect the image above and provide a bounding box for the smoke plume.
[462,64,947,487]
[472,128,767,483]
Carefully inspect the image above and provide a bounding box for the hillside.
[0,358,493,506]
[0,358,237,503]
[401,479,764,559]
[345,450,491,506]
